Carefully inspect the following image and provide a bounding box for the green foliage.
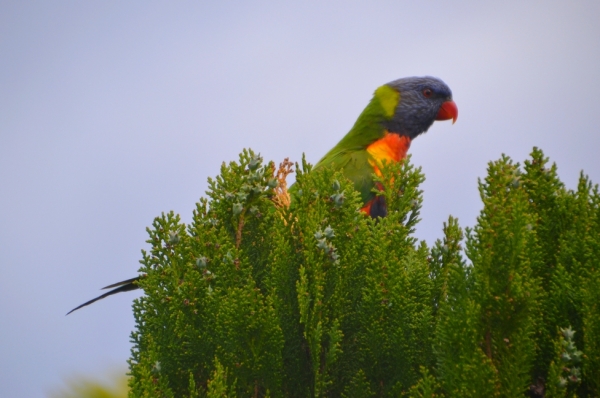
[546,327,583,398]
[206,359,237,398]
[127,148,600,397]
[49,373,128,398]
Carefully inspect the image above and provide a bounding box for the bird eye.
[422,88,433,98]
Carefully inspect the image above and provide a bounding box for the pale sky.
[1,1,599,396]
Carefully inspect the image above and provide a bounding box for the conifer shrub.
[127,148,600,397]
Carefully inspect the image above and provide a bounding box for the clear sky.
[1,1,599,396]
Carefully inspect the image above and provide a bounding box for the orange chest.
[366,132,411,174]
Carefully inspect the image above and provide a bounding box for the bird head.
[383,76,458,139]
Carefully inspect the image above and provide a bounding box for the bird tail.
[66,276,141,315]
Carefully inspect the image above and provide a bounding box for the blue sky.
[1,1,599,396]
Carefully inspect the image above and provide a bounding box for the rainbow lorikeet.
[67,76,457,314]
[313,76,457,217]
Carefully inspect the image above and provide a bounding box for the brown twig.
[236,214,245,249]
[485,330,493,359]
[273,158,294,210]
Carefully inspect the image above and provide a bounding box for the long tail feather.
[66,276,141,315]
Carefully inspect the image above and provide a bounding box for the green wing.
[314,148,375,205]
[309,84,400,205]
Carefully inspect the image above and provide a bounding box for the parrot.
[67,76,457,315]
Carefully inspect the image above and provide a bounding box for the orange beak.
[435,100,458,124]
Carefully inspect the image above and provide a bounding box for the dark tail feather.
[101,276,141,290]
[66,276,141,315]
